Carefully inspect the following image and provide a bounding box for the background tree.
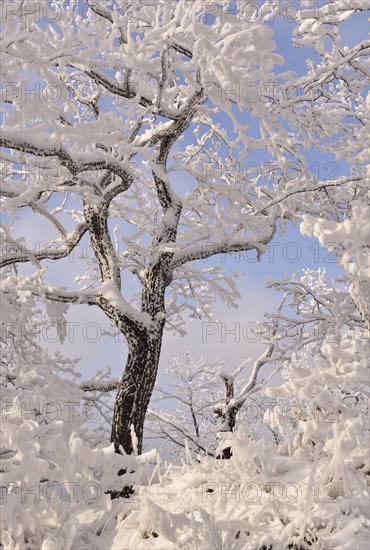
[146,352,280,460]
[146,354,226,459]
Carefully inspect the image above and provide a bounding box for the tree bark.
[111,328,164,455]
[215,374,238,459]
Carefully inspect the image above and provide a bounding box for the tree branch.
[0,132,135,184]
[147,409,215,457]
[1,223,87,268]
[80,378,119,392]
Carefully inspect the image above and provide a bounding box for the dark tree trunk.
[216,374,239,459]
[109,158,181,456]
[111,329,163,455]
[219,405,238,459]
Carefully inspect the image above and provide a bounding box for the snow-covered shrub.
[0,280,158,549]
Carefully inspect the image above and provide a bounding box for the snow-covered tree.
[1,1,369,548]
[146,354,226,458]
[147,352,279,460]
[1,0,368,461]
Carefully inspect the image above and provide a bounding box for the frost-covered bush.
[0,282,158,549]
[110,415,369,550]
